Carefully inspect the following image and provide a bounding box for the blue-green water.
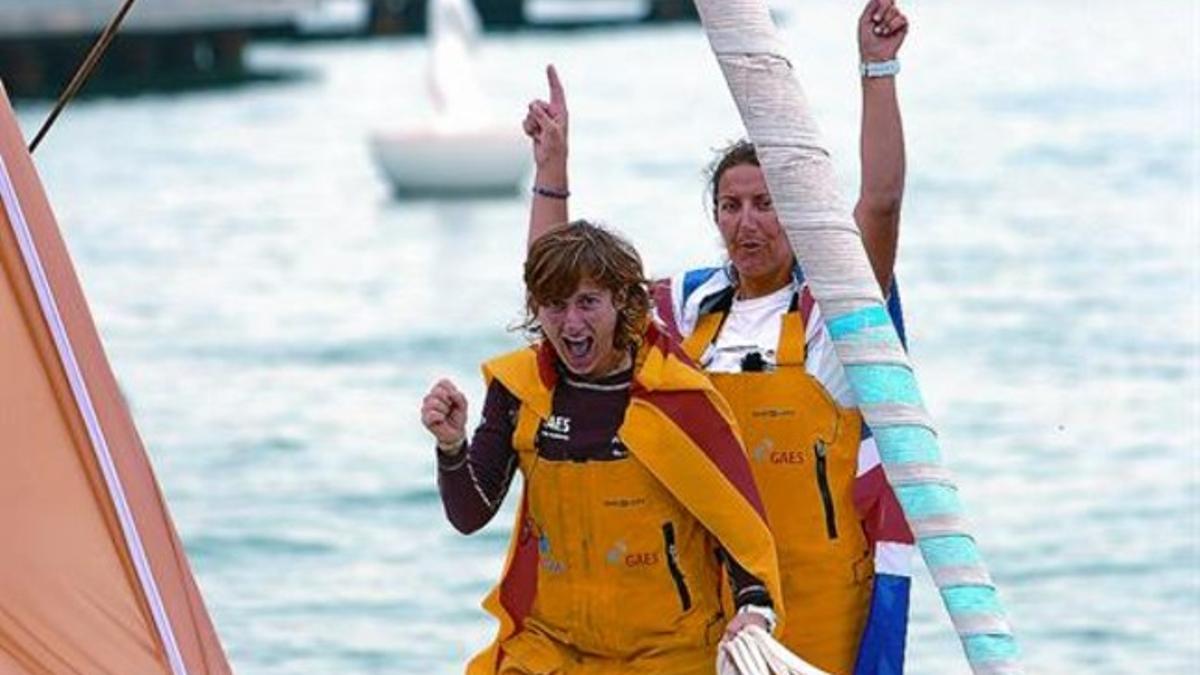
[14,0,1198,672]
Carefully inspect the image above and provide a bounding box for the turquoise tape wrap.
[827,305,892,338]
[943,586,1004,615]
[844,364,925,406]
[833,308,1020,671]
[896,484,964,519]
[871,427,942,464]
[920,535,983,569]
[964,634,1022,663]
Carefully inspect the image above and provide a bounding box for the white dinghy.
[370,0,530,195]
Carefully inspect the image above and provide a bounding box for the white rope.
[0,152,188,675]
[717,626,831,675]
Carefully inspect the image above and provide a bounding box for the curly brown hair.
[520,220,650,352]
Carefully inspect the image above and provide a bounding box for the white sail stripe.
[0,153,188,675]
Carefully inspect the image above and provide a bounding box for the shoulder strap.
[684,286,813,367]
[776,310,806,366]
[482,347,553,420]
[511,402,541,460]
[776,285,815,366]
[682,311,725,363]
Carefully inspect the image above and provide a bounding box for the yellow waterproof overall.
[683,310,872,675]
[472,337,782,675]
[498,402,726,674]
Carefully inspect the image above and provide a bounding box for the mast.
[691,2,1023,672]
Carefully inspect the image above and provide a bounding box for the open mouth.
[562,335,594,363]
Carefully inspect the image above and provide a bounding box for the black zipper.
[662,522,692,612]
[814,440,839,539]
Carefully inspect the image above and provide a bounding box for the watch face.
[863,60,899,77]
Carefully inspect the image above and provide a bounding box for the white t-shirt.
[682,278,855,407]
[700,284,792,373]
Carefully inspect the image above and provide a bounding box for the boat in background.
[369,0,531,196]
[371,127,529,195]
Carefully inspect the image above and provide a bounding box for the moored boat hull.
[370,126,531,196]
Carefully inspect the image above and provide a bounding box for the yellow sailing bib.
[468,331,782,674]
[683,308,872,674]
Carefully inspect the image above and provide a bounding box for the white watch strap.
[738,603,779,633]
[861,58,900,78]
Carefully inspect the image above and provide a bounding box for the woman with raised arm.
[422,221,783,674]
[521,2,915,673]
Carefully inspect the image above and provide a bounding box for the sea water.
[14,0,1198,671]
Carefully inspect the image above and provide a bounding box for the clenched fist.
[421,379,468,449]
[859,0,909,63]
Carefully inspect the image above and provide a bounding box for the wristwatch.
[861,58,900,78]
[737,604,778,633]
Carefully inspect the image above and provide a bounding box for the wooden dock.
[0,1,700,97]
[367,0,697,34]
[0,1,305,97]
[0,1,304,37]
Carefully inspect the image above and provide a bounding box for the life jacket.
[467,324,783,674]
[681,296,872,675]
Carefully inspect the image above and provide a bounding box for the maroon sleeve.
[436,380,522,534]
[722,549,773,610]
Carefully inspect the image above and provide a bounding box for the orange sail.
[0,83,230,674]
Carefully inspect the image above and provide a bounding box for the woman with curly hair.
[421,220,783,674]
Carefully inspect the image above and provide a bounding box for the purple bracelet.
[532,184,570,199]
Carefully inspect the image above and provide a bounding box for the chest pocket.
[684,307,869,570]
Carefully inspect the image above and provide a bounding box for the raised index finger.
[547,64,566,108]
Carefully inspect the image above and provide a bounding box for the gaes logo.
[605,540,661,568]
[751,436,808,465]
[541,415,571,441]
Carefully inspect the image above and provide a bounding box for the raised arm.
[518,62,568,247]
[854,0,909,294]
[522,65,570,249]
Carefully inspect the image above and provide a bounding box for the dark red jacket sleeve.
[436,380,521,534]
